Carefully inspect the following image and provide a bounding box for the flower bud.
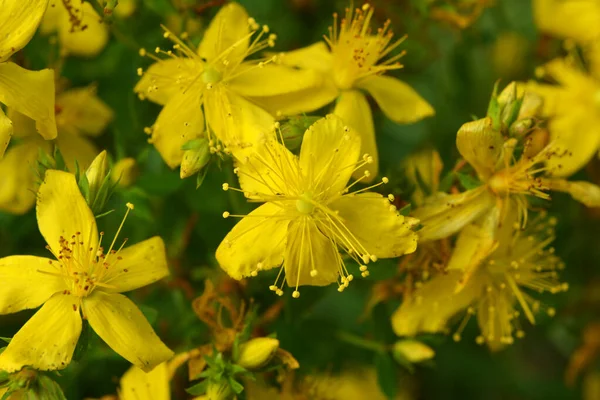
[86,150,108,198]
[518,91,543,120]
[508,118,533,138]
[522,128,549,159]
[280,116,320,150]
[393,340,435,363]
[111,157,139,188]
[236,337,280,370]
[206,380,234,400]
[180,138,211,179]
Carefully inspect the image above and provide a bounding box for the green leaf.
[399,203,412,216]
[455,172,482,190]
[487,81,501,131]
[374,352,398,399]
[438,171,455,193]
[196,166,209,190]
[0,337,10,344]
[228,377,244,394]
[73,320,90,362]
[185,380,208,396]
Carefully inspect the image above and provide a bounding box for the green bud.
[393,340,435,363]
[280,116,321,150]
[236,337,279,370]
[111,157,139,188]
[180,138,211,179]
[206,380,234,400]
[86,150,109,200]
[508,118,533,137]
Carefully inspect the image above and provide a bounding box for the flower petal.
[456,117,504,180]
[228,64,322,97]
[216,203,288,280]
[120,363,170,400]
[284,218,339,287]
[36,170,98,257]
[198,2,249,64]
[0,293,82,372]
[102,237,169,293]
[0,140,48,214]
[543,178,600,207]
[299,114,361,197]
[412,188,495,241]
[134,58,202,106]
[357,75,434,124]
[0,62,57,140]
[56,86,114,137]
[0,108,12,158]
[330,193,419,258]
[82,291,173,372]
[401,148,444,206]
[204,87,273,161]
[0,0,48,61]
[249,81,339,116]
[391,270,482,336]
[56,0,109,57]
[279,42,333,73]
[56,130,99,171]
[151,85,205,169]
[0,256,66,314]
[533,0,600,43]
[333,90,377,180]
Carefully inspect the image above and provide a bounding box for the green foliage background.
[1,0,599,399]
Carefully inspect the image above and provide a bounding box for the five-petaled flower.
[0,170,173,373]
[216,115,419,297]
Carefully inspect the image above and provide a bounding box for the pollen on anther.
[292,290,300,298]
[137,68,143,76]
[310,270,318,277]
[222,211,230,218]
[382,177,389,184]
[139,48,147,57]
[222,183,230,191]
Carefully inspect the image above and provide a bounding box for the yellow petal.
[391,270,482,336]
[393,340,435,363]
[401,148,444,206]
[330,193,419,258]
[456,117,503,180]
[0,107,12,158]
[8,109,37,138]
[334,90,377,180]
[533,0,600,43]
[134,58,201,106]
[120,362,170,400]
[298,114,361,197]
[102,237,169,293]
[357,75,434,124]
[0,0,48,61]
[56,130,99,171]
[216,203,288,280]
[0,140,47,214]
[0,293,82,372]
[198,2,249,64]
[56,86,114,136]
[204,87,273,160]
[0,62,57,139]
[284,218,339,287]
[55,0,109,57]
[543,58,594,89]
[249,81,339,117]
[82,291,173,372]
[151,85,205,169]
[36,170,98,257]
[543,178,600,207]
[278,42,333,73]
[0,256,66,314]
[228,64,322,97]
[412,188,495,241]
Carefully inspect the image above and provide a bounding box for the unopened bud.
[180,138,211,179]
[508,118,533,137]
[236,337,280,370]
[206,380,234,400]
[111,157,138,188]
[86,150,109,197]
[523,128,549,159]
[393,340,435,363]
[280,116,321,150]
[518,91,543,120]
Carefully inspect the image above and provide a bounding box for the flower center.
[201,65,223,84]
[296,193,315,214]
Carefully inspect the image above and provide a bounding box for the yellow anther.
[292,290,300,298]
[222,183,230,191]
[222,211,230,218]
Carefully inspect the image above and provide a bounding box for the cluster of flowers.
[0,0,599,398]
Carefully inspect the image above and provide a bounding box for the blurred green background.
[1,0,599,399]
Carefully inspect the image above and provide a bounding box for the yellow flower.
[413,96,600,241]
[0,85,113,214]
[533,0,600,44]
[40,0,109,58]
[525,58,600,176]
[392,212,567,349]
[251,3,434,179]
[0,170,173,372]
[216,115,418,297]
[119,362,170,400]
[0,0,57,153]
[134,2,319,169]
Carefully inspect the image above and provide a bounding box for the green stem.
[336,331,387,354]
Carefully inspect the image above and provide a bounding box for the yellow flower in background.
[0,170,173,372]
[525,58,600,177]
[533,0,600,44]
[251,3,434,180]
[217,115,418,297]
[0,85,113,214]
[392,212,567,350]
[119,362,170,400]
[40,0,109,58]
[134,2,319,169]
[0,0,57,154]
